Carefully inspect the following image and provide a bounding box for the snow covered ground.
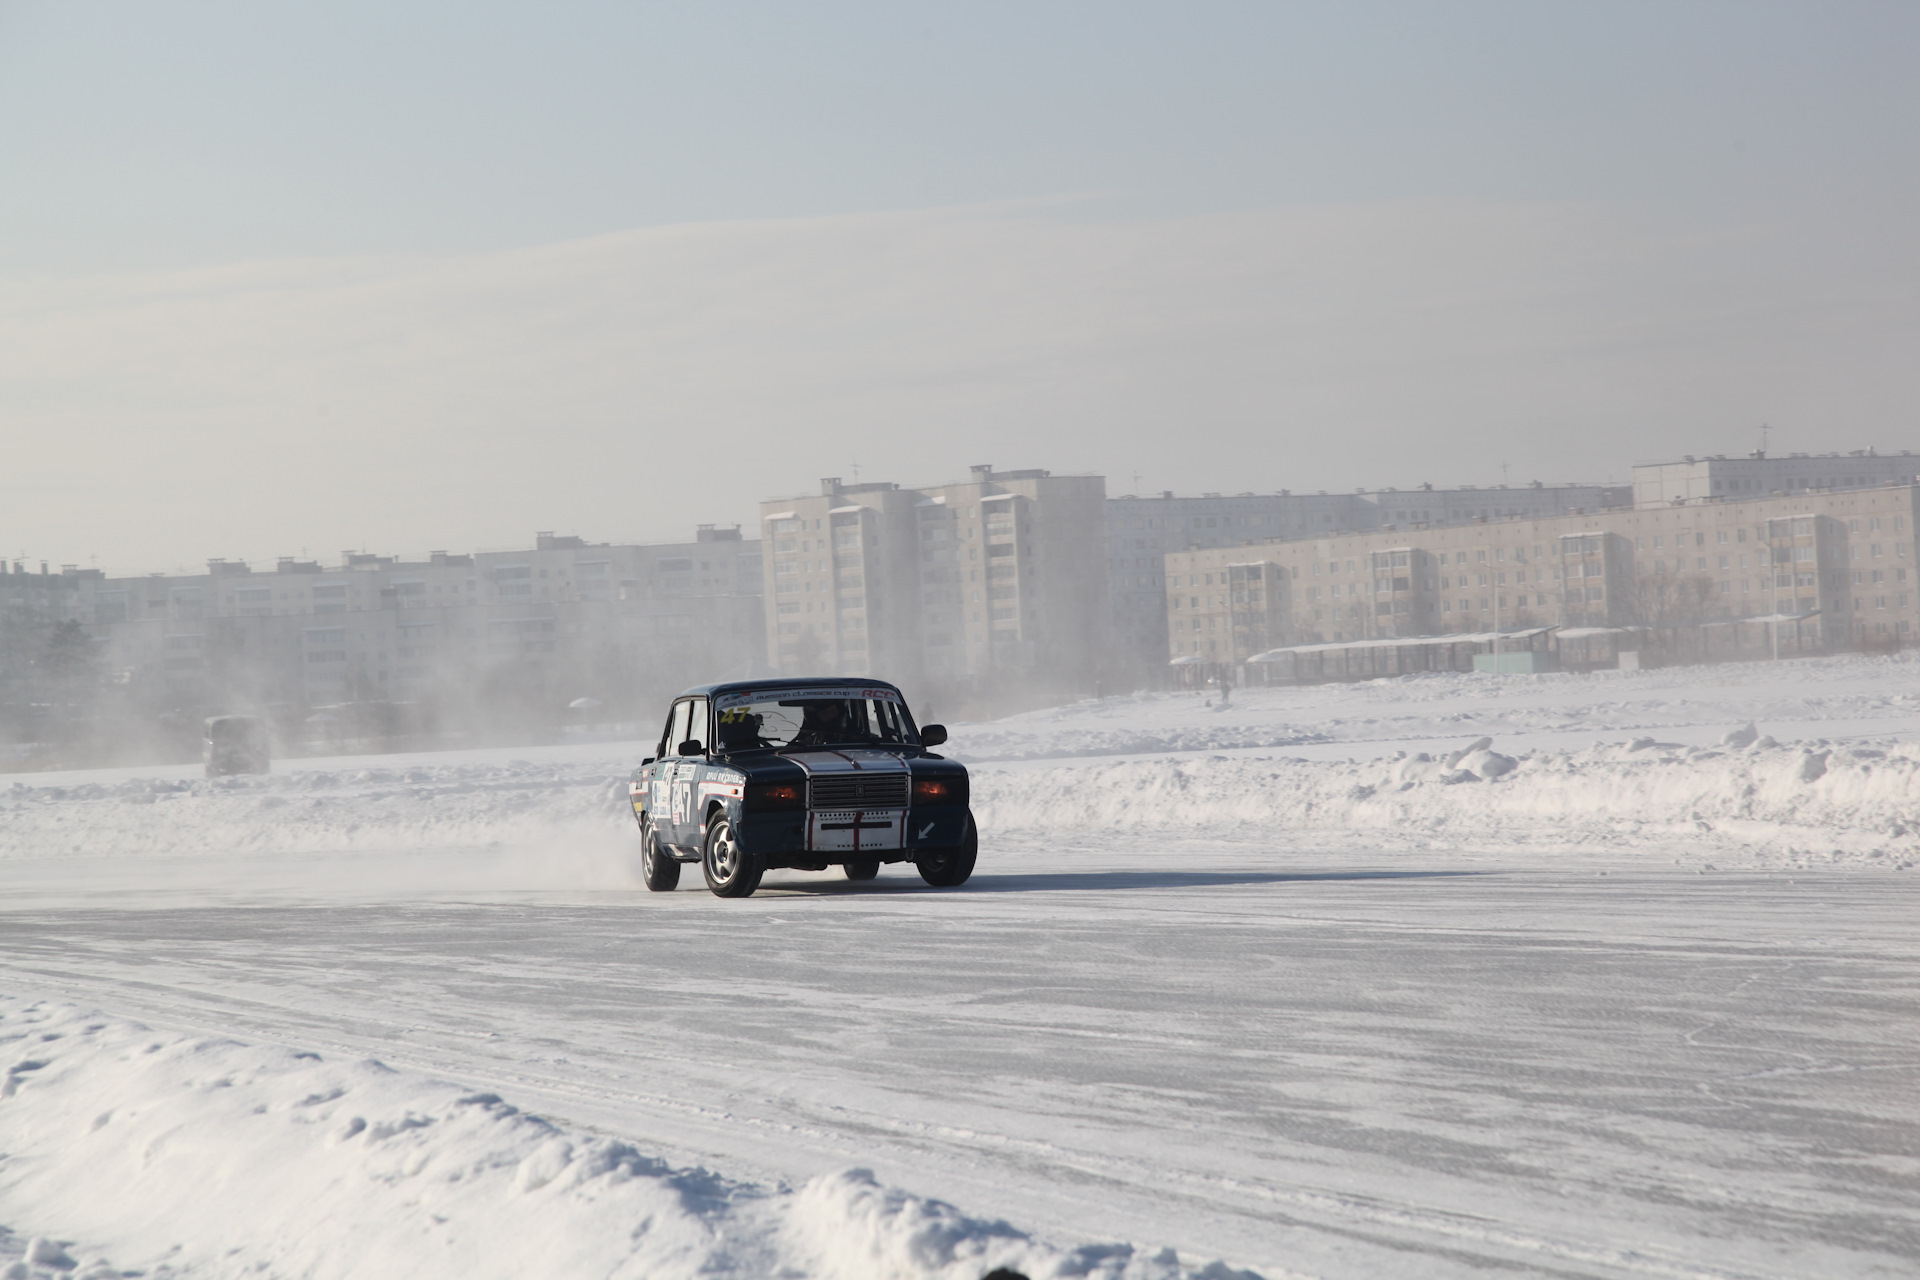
[2,653,1918,1277]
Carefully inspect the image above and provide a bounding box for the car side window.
[666,701,693,758]
[657,704,683,760]
[679,699,709,755]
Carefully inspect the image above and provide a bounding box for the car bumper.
[736,805,971,865]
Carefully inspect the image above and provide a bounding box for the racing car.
[628,678,976,898]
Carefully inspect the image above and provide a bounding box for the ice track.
[2,654,1918,1278]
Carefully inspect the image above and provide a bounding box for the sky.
[3,1,1917,573]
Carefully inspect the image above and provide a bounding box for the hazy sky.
[4,2,1917,573]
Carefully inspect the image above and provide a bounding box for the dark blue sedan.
[628,678,975,897]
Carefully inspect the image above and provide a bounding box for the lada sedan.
[628,678,975,897]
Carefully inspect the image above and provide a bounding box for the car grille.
[808,773,909,810]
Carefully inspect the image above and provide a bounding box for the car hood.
[779,748,912,775]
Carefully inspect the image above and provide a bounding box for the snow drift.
[0,759,633,861]
[0,999,1250,1280]
[973,735,1920,865]
[4,733,1917,870]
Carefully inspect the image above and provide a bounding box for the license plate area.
[808,809,905,852]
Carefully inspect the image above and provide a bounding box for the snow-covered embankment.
[976,730,1920,865]
[0,1000,1240,1280]
[4,730,1917,869]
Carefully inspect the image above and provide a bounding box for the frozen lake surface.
[2,654,1917,1278]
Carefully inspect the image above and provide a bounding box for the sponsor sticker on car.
[712,686,903,711]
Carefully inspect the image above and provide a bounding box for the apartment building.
[916,466,1109,689]
[1633,450,1920,507]
[1105,480,1626,675]
[1163,485,1920,672]
[67,528,764,728]
[0,563,99,726]
[758,479,921,682]
[759,466,1110,699]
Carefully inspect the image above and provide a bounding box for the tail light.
[745,782,804,811]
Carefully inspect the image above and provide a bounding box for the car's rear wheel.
[915,812,977,887]
[702,814,761,898]
[639,815,680,892]
[843,857,880,882]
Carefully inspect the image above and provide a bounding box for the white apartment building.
[1106,480,1627,676]
[75,529,763,725]
[760,466,1111,700]
[1163,484,1920,674]
[0,563,98,728]
[1633,450,1920,507]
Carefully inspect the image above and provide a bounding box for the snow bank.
[0,759,633,861]
[10,652,1920,870]
[944,652,1920,763]
[0,999,1253,1280]
[785,1170,1245,1280]
[949,718,1329,763]
[6,734,1918,870]
[975,735,1920,865]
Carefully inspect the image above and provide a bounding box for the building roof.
[1554,626,1647,640]
[1241,626,1556,662]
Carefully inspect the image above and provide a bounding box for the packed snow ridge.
[5,728,1918,872]
[0,1000,1252,1280]
[975,730,1920,868]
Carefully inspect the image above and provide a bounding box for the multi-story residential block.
[759,466,1110,703]
[1105,480,1627,676]
[915,466,1110,690]
[1633,450,1920,507]
[759,479,922,684]
[1,563,101,739]
[1162,484,1920,675]
[46,529,764,741]
[1555,533,1636,631]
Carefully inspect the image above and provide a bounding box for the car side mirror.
[919,724,947,747]
[639,757,654,768]
[678,739,705,756]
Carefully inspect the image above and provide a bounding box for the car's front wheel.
[843,857,880,882]
[915,812,977,887]
[702,813,762,898]
[639,815,680,892]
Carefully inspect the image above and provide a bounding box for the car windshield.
[714,696,914,752]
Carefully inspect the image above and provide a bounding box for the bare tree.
[1630,573,1716,658]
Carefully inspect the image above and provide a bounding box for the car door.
[651,700,690,844]
[666,697,711,849]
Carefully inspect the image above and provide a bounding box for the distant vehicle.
[629,678,975,898]
[204,715,271,777]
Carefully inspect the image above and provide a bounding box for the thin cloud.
[3,200,1913,572]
